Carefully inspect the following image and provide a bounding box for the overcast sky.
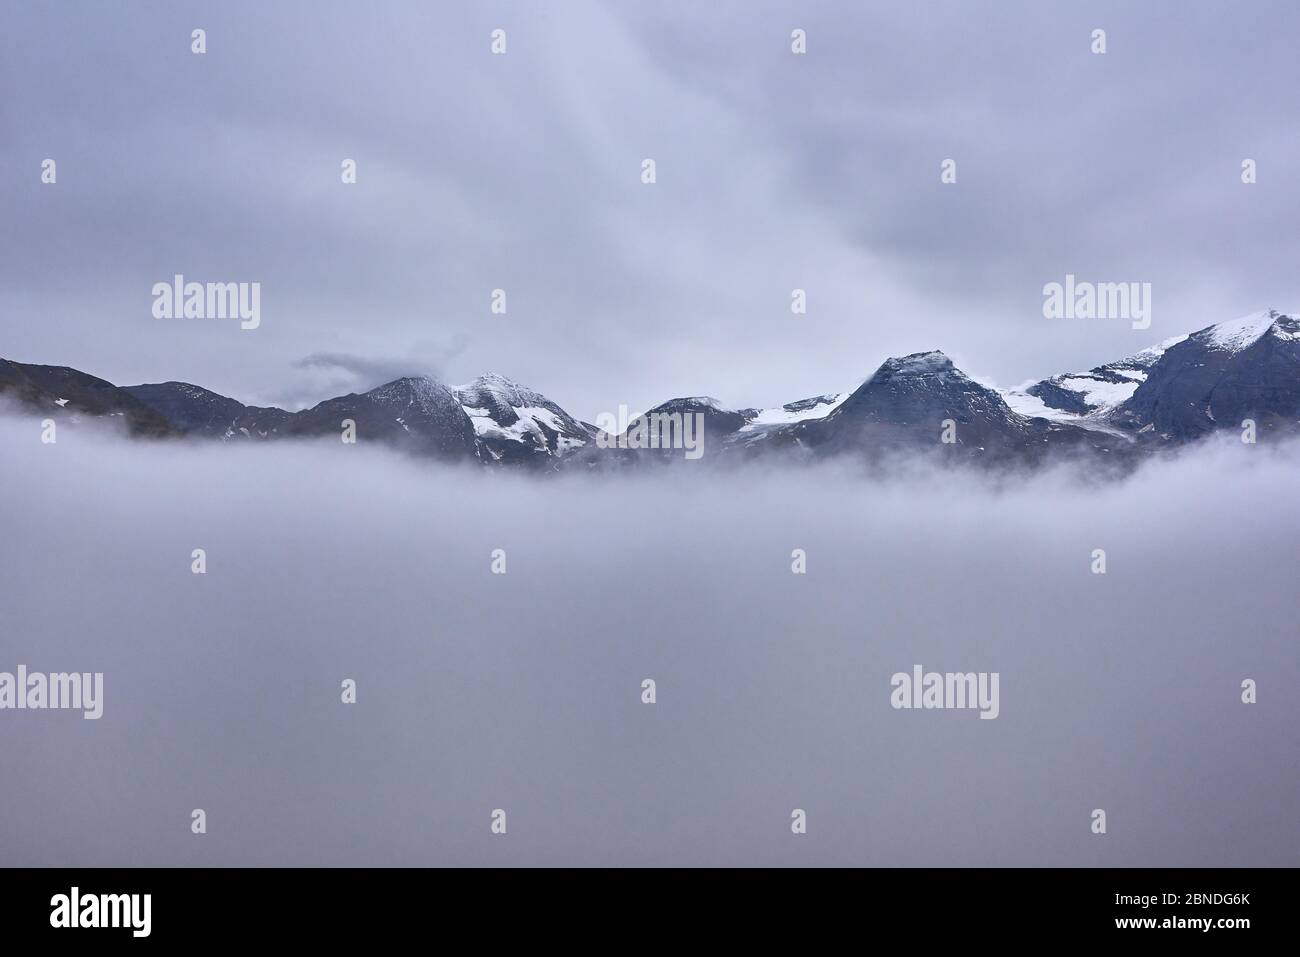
[4,0,1299,418]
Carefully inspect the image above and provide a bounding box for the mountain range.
[4,309,1298,472]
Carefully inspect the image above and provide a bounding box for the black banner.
[0,867,1284,943]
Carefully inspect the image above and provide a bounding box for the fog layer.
[1,418,1296,866]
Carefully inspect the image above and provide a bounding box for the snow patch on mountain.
[464,403,569,440]
[1000,388,1083,423]
[453,373,591,457]
[1056,376,1141,408]
[1205,310,1282,352]
[740,392,848,433]
[676,396,724,409]
[1274,313,1300,341]
[1007,331,1190,423]
[1132,333,1191,364]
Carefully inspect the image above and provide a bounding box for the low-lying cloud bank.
[1,414,1295,865]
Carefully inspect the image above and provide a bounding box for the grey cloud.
[277,345,466,409]
[5,1,1298,420]
[293,352,428,383]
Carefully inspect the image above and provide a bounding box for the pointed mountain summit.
[830,350,1019,429]
[999,309,1300,444]
[775,350,1122,465]
[629,396,753,439]
[808,350,1035,458]
[453,373,593,464]
[1197,308,1299,353]
[285,375,478,460]
[1112,309,1300,441]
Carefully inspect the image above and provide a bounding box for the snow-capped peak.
[356,376,472,425]
[1200,309,1297,353]
[454,372,564,411]
[452,373,591,457]
[668,396,724,410]
[1129,332,1190,364]
[457,371,523,391]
